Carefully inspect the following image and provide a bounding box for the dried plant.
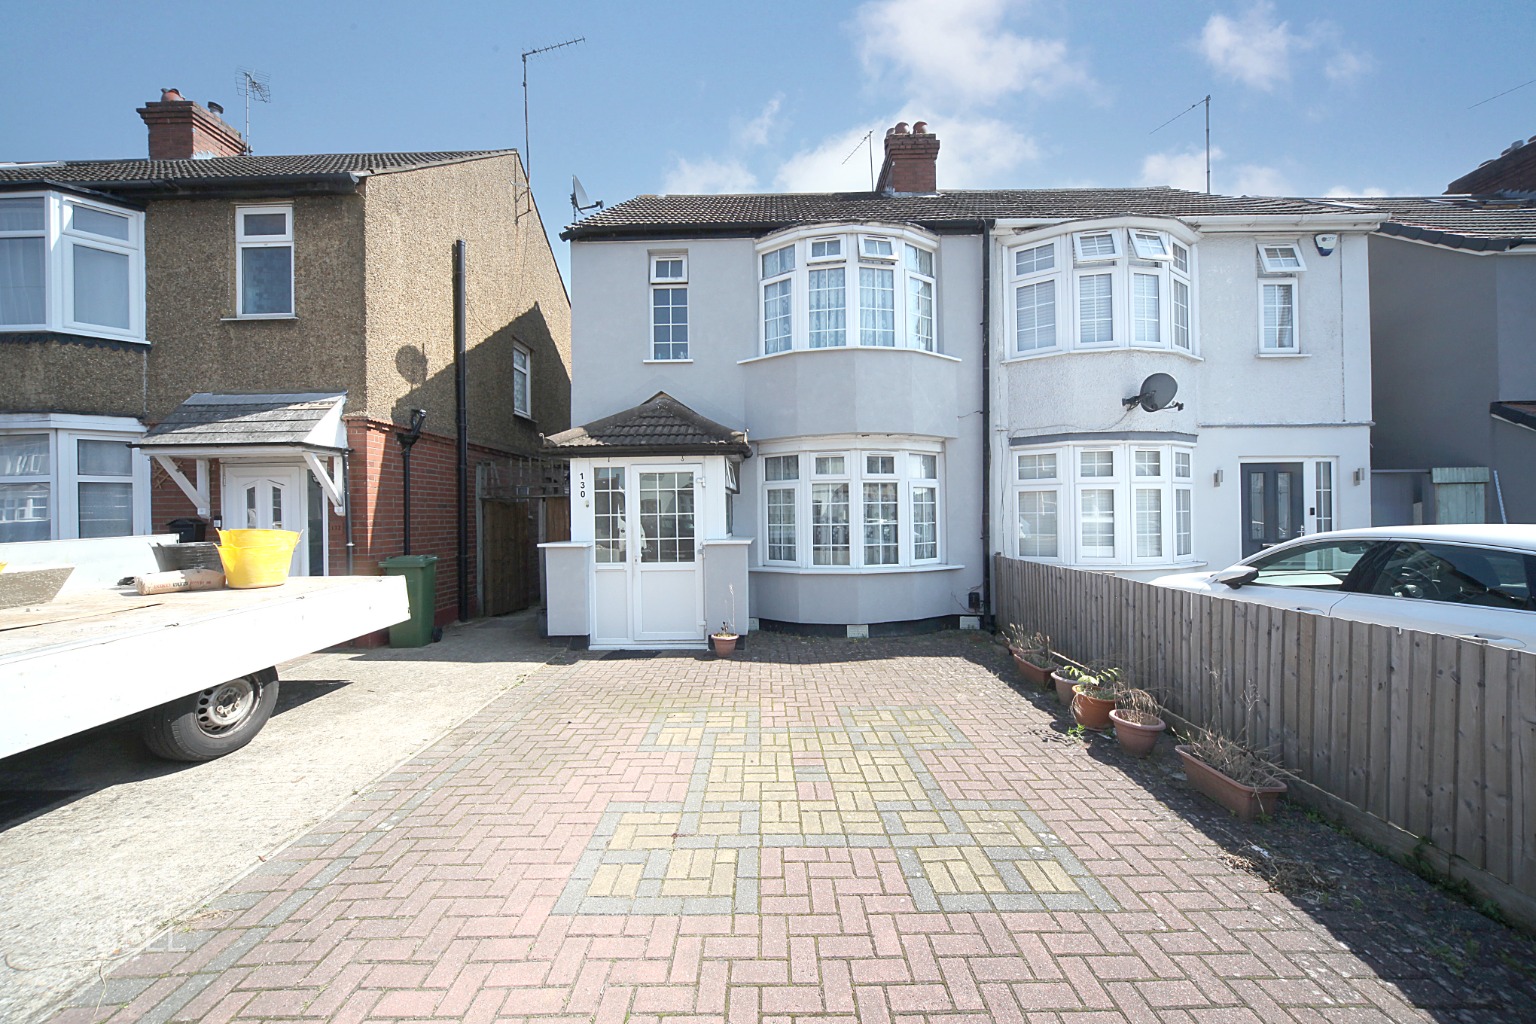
[1182,727,1297,789]
[1114,687,1162,725]
[1002,624,1049,652]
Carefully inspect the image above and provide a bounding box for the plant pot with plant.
[1108,688,1166,757]
[1058,665,1120,729]
[1002,625,1055,687]
[1175,729,1293,822]
[710,622,739,657]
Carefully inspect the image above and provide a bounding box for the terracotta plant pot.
[1175,745,1287,822]
[1109,708,1166,757]
[1011,648,1053,688]
[710,633,739,657]
[1071,686,1116,731]
[1051,669,1077,705]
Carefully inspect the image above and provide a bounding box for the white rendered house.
[544,123,1383,647]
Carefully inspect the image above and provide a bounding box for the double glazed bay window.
[1015,442,1195,567]
[1009,226,1193,357]
[759,227,939,354]
[0,423,145,542]
[236,205,294,317]
[0,193,145,342]
[760,445,943,569]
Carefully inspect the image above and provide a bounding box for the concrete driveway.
[9,623,1536,1023]
[0,611,554,1024]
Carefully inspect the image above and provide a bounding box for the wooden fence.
[993,554,1536,927]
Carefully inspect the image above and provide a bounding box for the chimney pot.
[162,88,184,102]
[913,121,928,134]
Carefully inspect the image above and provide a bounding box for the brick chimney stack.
[137,88,246,159]
[875,121,940,195]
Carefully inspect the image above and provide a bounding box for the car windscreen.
[1245,539,1375,590]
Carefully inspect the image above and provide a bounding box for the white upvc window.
[650,253,689,360]
[236,205,294,318]
[760,441,944,570]
[1257,241,1307,274]
[1007,225,1195,359]
[0,418,148,541]
[593,467,626,564]
[0,192,145,342]
[1260,280,1298,351]
[512,344,531,417]
[1014,441,1197,568]
[755,227,939,355]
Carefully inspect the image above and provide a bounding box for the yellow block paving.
[898,811,949,834]
[660,849,738,897]
[609,812,683,850]
[696,812,741,836]
[1013,859,1081,893]
[918,847,1008,894]
[959,809,1042,846]
[587,862,644,898]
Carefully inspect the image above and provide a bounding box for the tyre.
[140,668,279,762]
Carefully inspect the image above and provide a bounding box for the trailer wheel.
[141,668,280,762]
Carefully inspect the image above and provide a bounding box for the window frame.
[512,343,532,418]
[1257,241,1307,274]
[0,191,145,343]
[0,416,149,541]
[235,203,295,319]
[1259,278,1300,352]
[649,252,689,361]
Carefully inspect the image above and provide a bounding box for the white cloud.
[1140,148,1223,192]
[1197,3,1296,91]
[735,96,782,148]
[773,124,889,194]
[662,157,759,196]
[1230,164,1294,196]
[1322,46,1374,85]
[1323,185,1388,198]
[856,0,1092,106]
[772,114,1039,193]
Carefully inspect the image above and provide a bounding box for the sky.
[5,0,1535,282]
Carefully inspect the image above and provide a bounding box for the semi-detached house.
[544,122,1383,649]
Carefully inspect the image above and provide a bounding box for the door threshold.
[589,642,708,652]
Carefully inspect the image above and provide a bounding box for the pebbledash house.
[542,122,1383,650]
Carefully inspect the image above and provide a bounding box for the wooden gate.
[481,499,539,616]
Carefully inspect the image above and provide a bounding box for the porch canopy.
[540,391,750,459]
[136,392,349,517]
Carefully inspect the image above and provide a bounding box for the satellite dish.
[1123,372,1184,412]
[571,175,604,219]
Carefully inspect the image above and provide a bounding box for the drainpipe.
[979,219,995,629]
[396,409,427,554]
[342,448,355,575]
[454,239,470,622]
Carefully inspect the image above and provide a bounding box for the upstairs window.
[1256,240,1305,353]
[236,205,294,317]
[1008,225,1194,358]
[0,193,144,342]
[757,227,939,355]
[1257,242,1306,274]
[650,253,689,360]
[512,344,531,417]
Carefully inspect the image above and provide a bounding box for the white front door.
[222,465,307,577]
[587,464,703,647]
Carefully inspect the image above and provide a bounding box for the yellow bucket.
[217,529,302,589]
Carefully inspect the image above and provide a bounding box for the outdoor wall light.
[1213,468,1224,486]
[1353,467,1366,485]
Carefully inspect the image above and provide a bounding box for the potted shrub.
[1108,688,1166,757]
[709,620,739,657]
[1003,625,1054,687]
[1175,729,1293,822]
[1058,664,1121,729]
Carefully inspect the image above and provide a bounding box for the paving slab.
[12,627,1536,1023]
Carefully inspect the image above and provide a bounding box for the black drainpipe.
[396,409,427,555]
[453,239,470,622]
[979,219,995,629]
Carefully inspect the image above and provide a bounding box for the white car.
[1151,525,1536,650]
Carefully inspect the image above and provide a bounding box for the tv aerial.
[571,176,604,220]
[1123,372,1184,412]
[521,37,585,184]
[236,67,270,155]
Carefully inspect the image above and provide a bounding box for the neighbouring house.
[544,121,1382,648]
[1322,137,1536,525]
[0,89,571,625]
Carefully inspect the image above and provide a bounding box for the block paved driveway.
[43,628,1536,1023]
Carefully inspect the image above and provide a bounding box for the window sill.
[220,315,299,322]
[1,328,149,346]
[643,358,693,365]
[752,562,963,575]
[1003,347,1202,365]
[1256,351,1310,359]
[739,347,960,366]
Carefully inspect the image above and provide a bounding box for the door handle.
[1290,607,1325,614]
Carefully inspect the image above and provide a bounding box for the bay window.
[757,226,939,355]
[759,442,944,570]
[1007,224,1195,358]
[1015,440,1197,567]
[0,192,145,342]
[0,417,148,542]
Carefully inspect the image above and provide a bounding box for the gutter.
[66,172,363,200]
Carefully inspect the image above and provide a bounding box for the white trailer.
[0,535,410,761]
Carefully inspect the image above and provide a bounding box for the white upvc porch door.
[222,464,307,577]
[588,464,703,647]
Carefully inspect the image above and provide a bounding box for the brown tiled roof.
[563,187,1351,240]
[542,393,750,458]
[1319,196,1536,250]
[0,151,514,190]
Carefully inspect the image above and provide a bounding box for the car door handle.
[1455,633,1521,647]
[1290,607,1326,614]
